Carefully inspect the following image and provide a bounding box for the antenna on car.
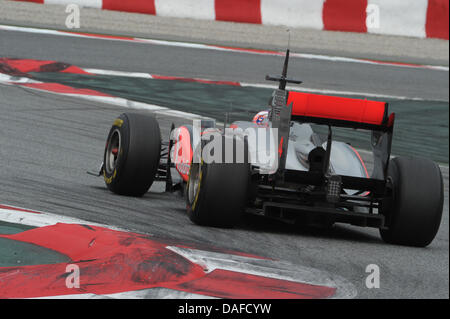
[287,28,291,50]
[265,30,302,91]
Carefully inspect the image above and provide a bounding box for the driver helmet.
[252,110,269,126]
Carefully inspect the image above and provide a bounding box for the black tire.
[103,113,161,197]
[380,156,444,247]
[186,135,250,227]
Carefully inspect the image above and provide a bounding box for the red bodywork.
[171,126,193,182]
[287,92,389,127]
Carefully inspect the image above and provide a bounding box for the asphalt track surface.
[0,29,449,298]
[0,30,448,102]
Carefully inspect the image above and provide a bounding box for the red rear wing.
[287,92,394,131]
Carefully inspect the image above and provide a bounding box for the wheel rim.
[188,162,201,204]
[105,129,121,174]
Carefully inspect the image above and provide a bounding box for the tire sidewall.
[103,113,161,196]
[380,156,444,246]
[103,114,130,191]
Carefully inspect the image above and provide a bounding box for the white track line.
[0,205,120,230]
[167,246,357,299]
[84,68,153,79]
[33,289,215,299]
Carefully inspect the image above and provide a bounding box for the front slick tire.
[380,156,444,247]
[186,135,250,228]
[103,113,161,197]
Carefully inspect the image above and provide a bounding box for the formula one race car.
[98,50,443,247]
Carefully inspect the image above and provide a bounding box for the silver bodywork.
[231,120,368,194]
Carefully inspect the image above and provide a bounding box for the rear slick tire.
[379,156,444,247]
[186,135,250,228]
